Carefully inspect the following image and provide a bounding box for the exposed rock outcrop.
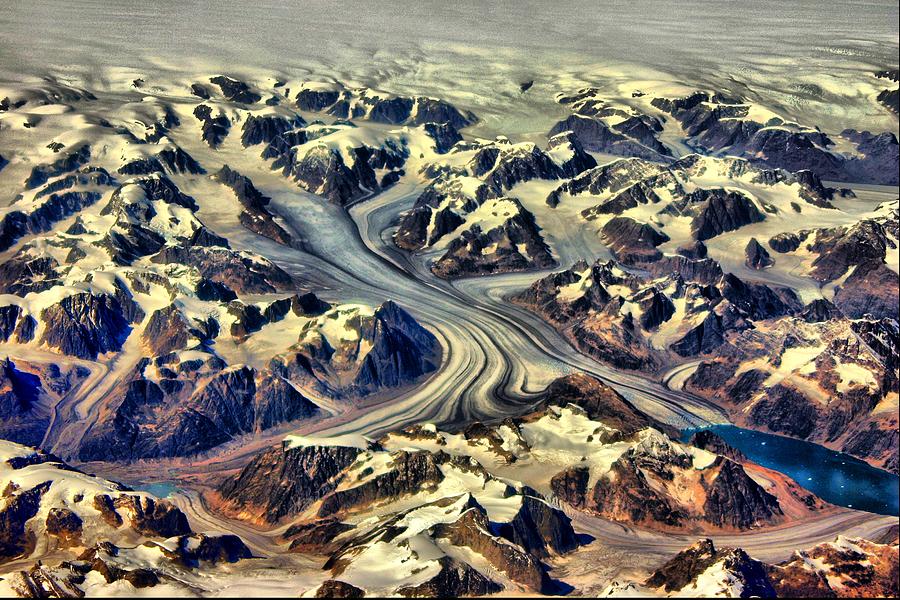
[78,360,321,461]
[294,83,477,128]
[193,104,231,147]
[745,237,774,269]
[430,198,555,279]
[213,165,294,245]
[39,293,131,360]
[218,443,361,523]
[768,536,899,598]
[644,539,776,597]
[651,90,899,185]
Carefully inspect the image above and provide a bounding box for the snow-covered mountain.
[0,61,897,598]
[214,373,827,595]
[600,535,899,598]
[0,441,257,596]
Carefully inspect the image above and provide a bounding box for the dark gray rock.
[193,105,231,148]
[32,166,115,199]
[549,114,667,159]
[671,311,726,357]
[241,113,304,147]
[395,556,502,597]
[295,88,341,112]
[833,260,899,319]
[497,495,579,558]
[745,238,775,269]
[809,220,890,282]
[677,240,708,259]
[218,443,361,523]
[652,91,898,185]
[768,232,802,253]
[423,122,462,153]
[799,299,842,323]
[209,76,261,104]
[352,301,441,393]
[663,188,765,241]
[25,144,91,189]
[190,83,211,99]
[317,450,444,517]
[214,165,293,245]
[431,199,554,279]
[702,457,782,528]
[636,288,676,330]
[78,362,321,461]
[0,358,49,447]
[40,293,131,360]
[719,274,801,320]
[600,216,669,263]
[195,278,238,302]
[0,191,102,252]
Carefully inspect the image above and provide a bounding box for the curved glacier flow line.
[351,185,728,422]
[566,507,899,565]
[257,179,729,441]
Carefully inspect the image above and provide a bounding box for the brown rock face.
[550,466,590,509]
[395,556,502,597]
[315,580,366,597]
[432,505,547,592]
[317,450,445,517]
[768,537,899,598]
[124,568,160,588]
[600,216,669,264]
[142,304,191,355]
[217,443,361,524]
[833,259,899,319]
[498,495,579,558]
[0,481,51,560]
[550,436,784,531]
[45,507,83,548]
[540,373,678,439]
[284,518,354,554]
[645,538,776,596]
[590,456,685,527]
[688,430,747,463]
[91,494,191,537]
[646,538,720,592]
[93,494,124,528]
[117,496,191,537]
[745,237,775,269]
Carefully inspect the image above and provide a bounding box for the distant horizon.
[2,0,898,136]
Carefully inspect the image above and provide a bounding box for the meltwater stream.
[683,426,900,516]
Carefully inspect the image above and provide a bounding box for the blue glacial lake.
[135,482,178,498]
[682,425,899,516]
